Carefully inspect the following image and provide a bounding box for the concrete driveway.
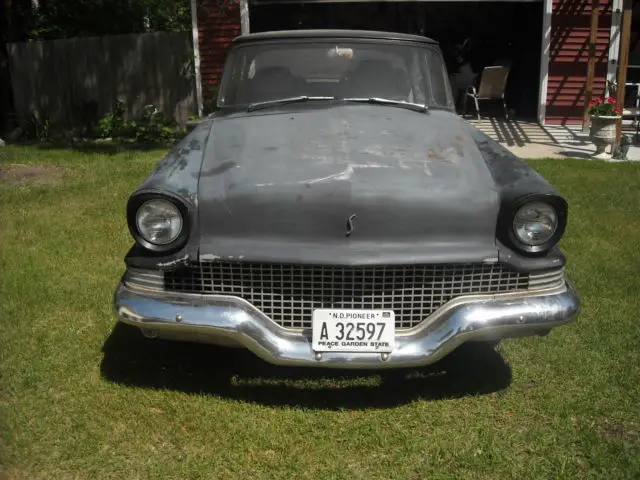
[468,118,640,161]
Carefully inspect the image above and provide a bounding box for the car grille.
[124,261,565,330]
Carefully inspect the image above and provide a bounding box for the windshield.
[217,40,454,110]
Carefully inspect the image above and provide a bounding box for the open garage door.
[250,1,543,120]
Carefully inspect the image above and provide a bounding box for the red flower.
[606,96,616,104]
[588,101,596,107]
[614,108,621,115]
[595,97,603,103]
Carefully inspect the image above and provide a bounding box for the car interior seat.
[339,59,410,101]
[247,66,297,103]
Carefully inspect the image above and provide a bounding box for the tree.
[6,0,191,41]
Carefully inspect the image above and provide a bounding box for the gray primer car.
[113,30,579,369]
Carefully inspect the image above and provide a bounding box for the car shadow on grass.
[100,323,512,409]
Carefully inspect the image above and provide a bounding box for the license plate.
[312,309,395,353]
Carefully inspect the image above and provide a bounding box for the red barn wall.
[197,0,241,101]
[546,0,613,124]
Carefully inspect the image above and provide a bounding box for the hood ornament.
[346,214,357,237]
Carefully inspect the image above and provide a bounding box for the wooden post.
[190,0,203,117]
[239,0,250,35]
[615,0,633,147]
[583,0,600,131]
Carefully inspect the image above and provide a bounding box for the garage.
[248,1,543,120]
[194,0,615,125]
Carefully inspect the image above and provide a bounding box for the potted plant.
[588,96,622,157]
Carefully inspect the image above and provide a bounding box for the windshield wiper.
[343,97,428,113]
[247,96,335,112]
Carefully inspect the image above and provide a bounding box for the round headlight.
[513,202,558,246]
[135,199,183,246]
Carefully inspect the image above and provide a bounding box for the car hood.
[197,106,500,265]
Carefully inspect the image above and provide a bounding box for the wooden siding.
[546,0,613,124]
[197,0,241,99]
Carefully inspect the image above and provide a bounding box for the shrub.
[202,84,219,115]
[96,102,186,145]
[14,111,51,142]
[97,100,125,138]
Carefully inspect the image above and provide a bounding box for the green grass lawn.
[1,145,639,479]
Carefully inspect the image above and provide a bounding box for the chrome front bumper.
[113,281,579,369]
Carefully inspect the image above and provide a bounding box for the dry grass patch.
[0,163,64,186]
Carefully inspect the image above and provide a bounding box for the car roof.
[231,29,439,46]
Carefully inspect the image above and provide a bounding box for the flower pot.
[589,115,621,157]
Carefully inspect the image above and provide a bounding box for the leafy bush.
[12,102,188,146]
[131,105,183,144]
[202,84,219,115]
[12,111,51,143]
[97,100,125,138]
[96,102,186,145]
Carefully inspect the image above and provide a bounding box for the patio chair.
[464,64,511,120]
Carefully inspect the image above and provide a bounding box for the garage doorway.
[250,1,543,120]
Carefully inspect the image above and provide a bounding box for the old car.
[113,30,579,369]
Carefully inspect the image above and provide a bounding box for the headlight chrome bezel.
[500,194,568,255]
[127,193,191,253]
